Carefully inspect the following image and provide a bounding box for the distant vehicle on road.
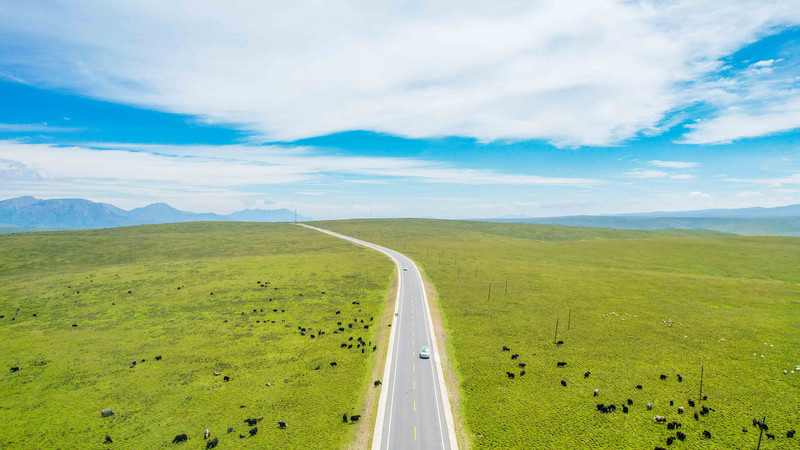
[402,267,408,271]
[419,346,430,359]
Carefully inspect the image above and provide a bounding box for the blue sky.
[1,1,800,219]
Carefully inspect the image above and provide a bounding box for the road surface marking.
[414,427,417,440]
[413,381,415,390]
[414,400,416,411]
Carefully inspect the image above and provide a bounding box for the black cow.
[10,367,19,372]
[636,385,643,390]
[518,363,526,368]
[227,427,233,433]
[506,372,515,379]
[249,427,258,437]
[627,398,633,406]
[223,376,230,382]
[702,430,711,439]
[502,346,510,351]
[343,413,348,423]
[206,437,218,449]
[314,365,321,370]
[701,406,709,415]
[688,399,695,407]
[172,433,188,443]
[277,421,287,429]
[622,405,628,413]
[667,422,676,430]
[787,429,795,438]
[766,433,775,440]
[155,356,162,360]
[666,436,674,445]
[556,340,564,345]
[374,380,382,387]
[330,362,337,367]
[560,380,567,387]
[511,354,519,360]
[584,371,591,378]
[669,400,674,406]
[660,374,667,380]
[557,362,567,367]
[244,418,258,426]
[104,435,113,444]
[519,370,526,376]
[341,343,348,348]
[350,415,361,423]
[677,374,683,382]
[694,412,699,421]
[676,431,686,441]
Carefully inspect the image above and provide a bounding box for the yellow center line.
[414,400,416,411]
[413,365,415,373]
[414,426,417,440]
[413,381,415,390]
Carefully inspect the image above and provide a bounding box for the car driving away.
[402,266,408,271]
[419,345,431,359]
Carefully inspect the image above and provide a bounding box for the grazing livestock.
[766,433,775,440]
[343,413,348,423]
[742,428,748,433]
[560,380,567,387]
[277,421,287,429]
[502,346,510,351]
[677,374,683,382]
[787,429,795,438]
[557,362,567,367]
[678,407,684,414]
[101,409,114,417]
[223,376,230,382]
[213,371,221,376]
[654,416,666,423]
[660,374,667,380]
[519,370,525,376]
[341,343,348,348]
[596,403,605,411]
[204,428,210,439]
[669,400,674,406]
[374,380,382,387]
[627,399,633,406]
[676,431,686,441]
[350,415,361,423]
[10,366,20,373]
[702,395,707,401]
[584,371,591,379]
[518,363,526,368]
[155,356,162,360]
[330,362,337,367]
[244,418,258,426]
[506,372,515,379]
[702,430,711,439]
[593,389,599,397]
[647,403,653,411]
[636,385,643,390]
[655,447,667,450]
[688,399,695,408]
[556,340,564,345]
[700,406,709,415]
[172,434,188,443]
[622,405,628,413]
[694,412,699,421]
[249,427,258,437]
[373,346,377,351]
[227,427,233,433]
[206,437,218,449]
[511,354,519,360]
[666,436,674,445]
[105,435,113,444]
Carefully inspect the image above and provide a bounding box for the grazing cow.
[314,365,321,370]
[677,374,683,382]
[227,427,233,433]
[204,428,210,439]
[627,399,633,406]
[647,403,653,411]
[560,380,567,387]
[341,343,348,348]
[660,374,667,380]
[343,413,348,423]
[667,422,676,430]
[10,367,19,373]
[666,436,674,445]
[688,399,695,408]
[373,346,377,351]
[694,412,699,421]
[502,346,510,351]
[330,362,337,367]
[678,407,684,414]
[277,421,287,429]
[374,380,382,387]
[766,433,775,440]
[669,400,674,406]
[519,370,526,376]
[245,418,258,426]
[348,345,353,349]
[172,433,188,443]
[593,389,599,397]
[104,435,113,444]
[702,395,707,401]
[676,431,686,441]
[223,376,230,382]
[701,406,709,415]
[622,405,628,413]
[155,356,162,360]
[101,409,114,417]
[506,372,515,379]
[556,340,564,345]
[584,371,591,379]
[511,354,519,360]
[786,429,795,438]
[249,427,258,437]
[557,362,567,367]
[742,428,748,433]
[350,415,361,423]
[654,416,666,423]
[336,311,341,315]
[206,437,218,449]
[596,404,605,411]
[702,430,711,439]
[636,385,643,390]
[518,363,526,368]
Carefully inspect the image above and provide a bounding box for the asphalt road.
[300,224,457,449]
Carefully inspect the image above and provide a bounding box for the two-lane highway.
[300,224,457,449]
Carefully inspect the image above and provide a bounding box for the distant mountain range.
[0,196,311,229]
[482,204,800,237]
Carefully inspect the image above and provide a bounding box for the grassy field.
[312,219,800,449]
[0,222,395,448]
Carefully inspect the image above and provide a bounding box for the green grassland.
[313,219,800,449]
[0,222,394,448]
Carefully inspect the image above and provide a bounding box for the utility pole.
[505,280,508,296]
[294,209,297,223]
[567,309,571,331]
[699,365,704,401]
[756,416,766,450]
[487,283,492,301]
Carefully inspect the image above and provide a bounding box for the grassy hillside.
[0,222,394,448]
[312,219,800,449]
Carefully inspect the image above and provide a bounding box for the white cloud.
[737,190,764,198]
[688,191,712,200]
[670,174,695,180]
[648,160,700,169]
[683,96,800,144]
[0,123,78,133]
[625,169,670,179]
[2,1,800,146]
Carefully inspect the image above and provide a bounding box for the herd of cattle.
[500,345,796,448]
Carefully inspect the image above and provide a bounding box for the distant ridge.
[480,203,800,237]
[0,196,311,228]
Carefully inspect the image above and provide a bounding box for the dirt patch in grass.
[347,269,398,449]
[419,266,471,449]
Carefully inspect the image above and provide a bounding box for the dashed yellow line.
[413,365,415,373]
[414,400,416,411]
[413,381,415,390]
[414,426,417,440]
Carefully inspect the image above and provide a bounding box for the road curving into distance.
[300,224,458,450]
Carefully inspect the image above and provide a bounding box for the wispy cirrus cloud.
[648,160,700,169]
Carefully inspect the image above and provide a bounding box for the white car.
[419,346,431,359]
[402,267,408,271]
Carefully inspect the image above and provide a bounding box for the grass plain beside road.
[0,222,394,448]
[313,219,800,449]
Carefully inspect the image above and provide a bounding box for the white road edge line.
[296,225,404,450]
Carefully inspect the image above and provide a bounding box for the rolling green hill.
[313,219,800,449]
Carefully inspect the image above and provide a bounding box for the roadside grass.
[0,222,394,449]
[312,219,800,449]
